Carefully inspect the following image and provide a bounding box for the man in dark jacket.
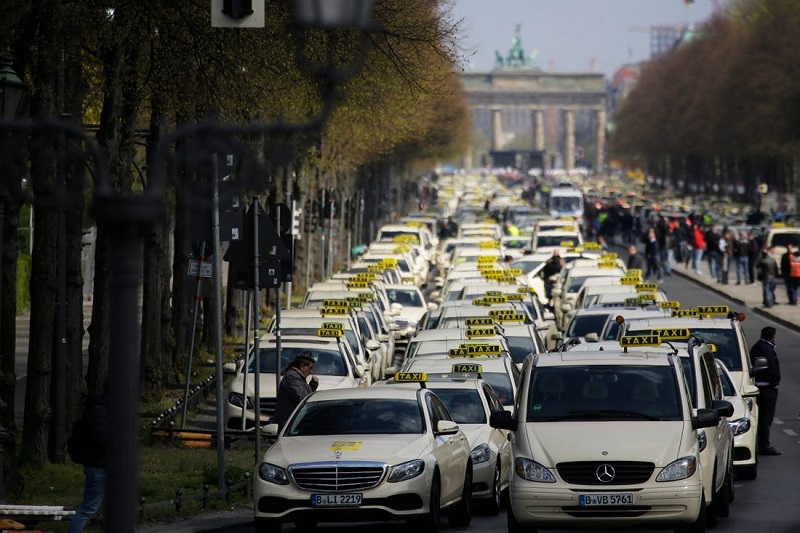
[626,245,646,271]
[757,246,779,308]
[274,353,319,428]
[67,389,109,533]
[750,327,781,456]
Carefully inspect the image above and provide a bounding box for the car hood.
[266,434,431,465]
[522,422,686,467]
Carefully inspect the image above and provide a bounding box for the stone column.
[531,109,545,152]
[491,108,503,151]
[595,108,607,175]
[564,109,575,172]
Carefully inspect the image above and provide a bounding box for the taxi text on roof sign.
[582,242,602,250]
[636,283,659,292]
[620,277,640,285]
[672,308,699,317]
[488,309,518,318]
[345,297,363,307]
[619,335,662,347]
[566,247,582,253]
[357,292,374,301]
[464,327,497,338]
[346,281,370,289]
[600,252,618,260]
[448,344,501,356]
[465,317,494,327]
[478,240,500,249]
[597,261,617,268]
[394,372,427,382]
[627,269,643,277]
[367,264,384,273]
[507,268,523,275]
[320,307,348,316]
[321,322,344,330]
[317,328,343,337]
[494,312,525,322]
[697,305,730,315]
[354,272,376,280]
[651,328,691,340]
[476,256,497,264]
[323,299,350,307]
[517,287,536,294]
[452,364,483,374]
[505,293,524,301]
[658,301,680,309]
[485,290,502,297]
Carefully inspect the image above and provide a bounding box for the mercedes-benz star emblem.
[596,464,616,483]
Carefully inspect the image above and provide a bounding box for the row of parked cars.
[236,173,768,532]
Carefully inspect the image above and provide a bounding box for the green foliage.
[15,254,31,313]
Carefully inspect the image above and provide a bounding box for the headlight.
[514,457,556,483]
[228,392,251,409]
[656,456,697,482]
[258,463,289,485]
[729,417,751,436]
[388,459,425,482]
[471,444,491,464]
[697,430,707,453]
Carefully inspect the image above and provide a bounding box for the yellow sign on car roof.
[697,305,730,315]
[619,335,661,347]
[394,372,427,382]
[658,301,680,309]
[651,328,690,340]
[464,327,497,338]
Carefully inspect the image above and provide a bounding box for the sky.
[450,0,721,77]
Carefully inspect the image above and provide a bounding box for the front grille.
[258,397,276,416]
[557,462,655,485]
[290,462,387,492]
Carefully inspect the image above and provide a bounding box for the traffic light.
[292,206,302,237]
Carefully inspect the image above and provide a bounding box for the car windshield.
[281,327,361,357]
[285,398,424,436]
[429,389,486,424]
[628,327,741,371]
[387,289,423,307]
[510,260,543,275]
[503,239,527,249]
[482,372,514,406]
[526,365,682,422]
[566,314,611,337]
[506,336,536,364]
[247,347,346,377]
[771,232,800,247]
[537,235,579,248]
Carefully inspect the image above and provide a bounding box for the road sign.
[187,260,213,278]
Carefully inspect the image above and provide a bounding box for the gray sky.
[450,0,720,76]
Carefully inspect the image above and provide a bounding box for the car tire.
[675,494,707,533]
[737,463,757,480]
[410,474,441,533]
[447,468,473,527]
[482,463,502,516]
[254,517,282,533]
[714,466,732,518]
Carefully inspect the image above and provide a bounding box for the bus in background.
[548,183,585,225]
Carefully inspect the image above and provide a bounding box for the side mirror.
[429,290,441,300]
[222,362,238,374]
[434,277,444,288]
[261,423,280,437]
[750,356,769,379]
[711,399,734,418]
[354,364,366,378]
[427,302,439,312]
[366,339,381,351]
[550,332,563,341]
[561,303,573,312]
[543,311,556,321]
[377,333,389,343]
[551,289,562,297]
[435,420,460,436]
[692,408,721,429]
[389,323,401,332]
[391,303,404,312]
[585,333,599,342]
[489,410,517,431]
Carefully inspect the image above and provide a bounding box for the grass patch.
[13,442,258,531]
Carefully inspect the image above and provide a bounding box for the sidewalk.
[670,260,800,333]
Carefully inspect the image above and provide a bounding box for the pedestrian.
[734,231,750,284]
[541,250,565,306]
[719,228,733,284]
[779,244,798,305]
[626,244,646,272]
[705,226,721,280]
[274,352,319,429]
[67,388,109,533]
[750,326,781,456]
[757,246,779,308]
[746,231,761,284]
[691,224,705,274]
[643,228,663,282]
[663,226,675,276]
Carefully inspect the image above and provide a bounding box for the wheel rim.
[493,464,501,508]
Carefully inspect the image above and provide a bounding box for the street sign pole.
[181,241,206,429]
[240,289,251,431]
[274,210,283,412]
[211,155,227,491]
[252,198,262,463]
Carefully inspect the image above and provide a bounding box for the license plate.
[579,493,633,506]
[311,493,363,507]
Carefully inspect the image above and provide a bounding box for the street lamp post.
[0,46,27,503]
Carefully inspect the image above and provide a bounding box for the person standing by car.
[626,244,646,272]
[747,231,761,285]
[779,244,798,305]
[705,226,722,281]
[541,249,565,307]
[67,388,109,533]
[757,245,779,308]
[750,327,781,456]
[643,228,663,282]
[734,231,750,284]
[691,224,705,274]
[274,353,319,429]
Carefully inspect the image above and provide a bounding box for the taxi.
[223,331,367,432]
[254,377,473,531]
[380,364,512,514]
[716,360,758,480]
[491,336,728,531]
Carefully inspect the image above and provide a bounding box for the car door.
[699,352,732,493]
[483,383,512,477]
[426,393,465,503]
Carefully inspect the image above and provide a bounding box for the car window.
[526,365,682,422]
[483,383,505,413]
[717,365,736,397]
[286,399,424,436]
[430,389,486,424]
[248,347,345,376]
[506,336,536,364]
[483,372,514,406]
[566,314,611,337]
[427,393,453,427]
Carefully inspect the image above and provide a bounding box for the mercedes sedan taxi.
[254,379,473,532]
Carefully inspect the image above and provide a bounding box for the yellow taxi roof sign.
[394,372,427,383]
[465,327,497,338]
[517,287,536,294]
[620,277,641,285]
[658,301,680,309]
[672,308,698,317]
[320,307,348,316]
[346,281,370,289]
[597,261,618,268]
[493,312,525,322]
[619,335,662,347]
[452,363,483,374]
[465,317,495,327]
[697,305,730,315]
[323,299,350,307]
[636,283,659,292]
[321,322,344,330]
[317,328,343,338]
[651,328,691,340]
[478,240,500,249]
[627,269,643,276]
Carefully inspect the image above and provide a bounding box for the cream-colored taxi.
[254,380,473,531]
[491,336,727,531]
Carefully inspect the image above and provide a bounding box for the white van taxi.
[491,335,730,532]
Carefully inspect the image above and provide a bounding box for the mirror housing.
[429,290,441,300]
[750,356,769,379]
[550,332,563,341]
[561,303,573,312]
[712,399,734,418]
[366,339,381,351]
[435,420,460,436]
[354,364,366,378]
[261,423,280,437]
[377,333,389,343]
[222,362,239,374]
[489,410,517,431]
[692,408,721,429]
[427,302,439,312]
